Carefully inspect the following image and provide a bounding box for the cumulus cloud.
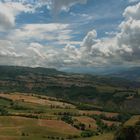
[75,2,140,66]
[7,23,72,45]
[0,2,33,31]
[63,44,80,62]
[27,43,46,59]
[0,21,74,68]
[81,30,98,52]
[0,39,27,66]
[123,2,140,19]
[74,30,118,66]
[117,2,140,62]
[0,0,88,30]
[0,1,140,68]
[0,3,15,30]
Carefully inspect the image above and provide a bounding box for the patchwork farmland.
[0,92,137,140]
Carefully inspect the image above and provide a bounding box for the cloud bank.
[0,1,140,69]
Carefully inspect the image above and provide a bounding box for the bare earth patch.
[0,93,75,108]
[102,120,121,126]
[38,119,80,134]
[74,116,97,130]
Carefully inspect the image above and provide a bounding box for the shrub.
[81,130,94,137]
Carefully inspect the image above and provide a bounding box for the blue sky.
[16,0,132,39]
[0,0,140,71]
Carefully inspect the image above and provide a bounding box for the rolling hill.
[0,65,140,113]
[110,67,140,81]
[0,66,140,140]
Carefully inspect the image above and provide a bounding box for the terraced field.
[124,115,140,126]
[0,92,135,140]
[0,116,80,139]
[73,116,97,130]
[79,110,118,118]
[0,93,75,109]
[101,120,121,127]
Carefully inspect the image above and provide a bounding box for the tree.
[114,126,140,140]
[81,130,93,137]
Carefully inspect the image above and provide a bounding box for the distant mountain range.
[0,65,65,76]
[110,67,140,81]
[60,66,126,75]
[61,66,140,81]
[0,65,139,93]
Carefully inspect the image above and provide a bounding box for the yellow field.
[0,92,125,140]
[0,93,75,109]
[0,116,80,139]
[74,116,97,130]
[124,115,140,126]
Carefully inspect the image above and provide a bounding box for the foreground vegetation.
[0,92,139,140]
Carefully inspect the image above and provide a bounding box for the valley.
[0,66,140,140]
[1,0,140,139]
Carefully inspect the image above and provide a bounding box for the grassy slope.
[0,92,138,140]
[76,133,114,140]
[124,115,140,126]
[0,116,80,139]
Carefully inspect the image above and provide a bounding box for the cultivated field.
[0,92,137,140]
[0,116,80,139]
[0,93,75,109]
[73,116,97,130]
[124,115,140,126]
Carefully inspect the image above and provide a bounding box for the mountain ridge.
[0,65,140,113]
[110,67,140,81]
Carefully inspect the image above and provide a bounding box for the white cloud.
[0,0,88,14]
[63,44,80,60]
[0,3,15,30]
[123,2,140,19]
[27,42,46,59]
[1,1,140,68]
[0,39,28,66]
[39,0,88,15]
[61,2,140,67]
[81,30,98,52]
[116,2,140,62]
[0,0,88,31]
[0,2,33,31]
[8,23,72,43]
[75,30,118,66]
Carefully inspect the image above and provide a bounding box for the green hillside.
[0,66,140,114]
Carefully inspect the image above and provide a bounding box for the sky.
[0,0,140,71]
